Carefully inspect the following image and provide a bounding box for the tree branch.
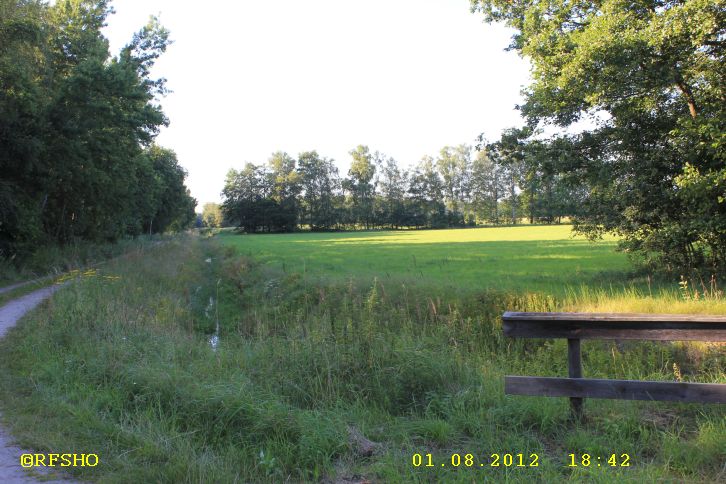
[674,78,698,119]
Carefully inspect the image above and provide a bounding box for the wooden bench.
[502,312,726,419]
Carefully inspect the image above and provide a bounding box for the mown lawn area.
[218,225,630,294]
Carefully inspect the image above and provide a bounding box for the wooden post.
[568,338,583,420]
[502,312,726,418]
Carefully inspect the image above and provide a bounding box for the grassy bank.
[0,234,170,287]
[0,234,723,482]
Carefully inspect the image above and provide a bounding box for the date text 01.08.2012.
[411,453,632,469]
[412,453,539,468]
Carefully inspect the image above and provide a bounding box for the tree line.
[0,0,195,260]
[221,142,584,233]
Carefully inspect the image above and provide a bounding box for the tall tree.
[221,164,274,232]
[1,0,193,259]
[409,156,447,228]
[268,151,301,231]
[143,146,196,234]
[344,145,377,229]
[470,147,504,224]
[201,203,223,228]
[470,0,726,272]
[0,0,47,255]
[489,128,529,224]
[378,156,407,228]
[436,145,471,214]
[297,151,340,230]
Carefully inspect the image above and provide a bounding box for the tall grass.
[0,234,170,286]
[0,236,723,482]
[561,283,726,314]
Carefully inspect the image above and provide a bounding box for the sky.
[101,1,531,207]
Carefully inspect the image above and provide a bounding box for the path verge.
[0,284,75,483]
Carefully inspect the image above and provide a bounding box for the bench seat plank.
[504,376,726,403]
[502,312,726,341]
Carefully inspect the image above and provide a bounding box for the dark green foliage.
[480,130,586,226]
[140,146,196,234]
[344,145,377,229]
[222,163,290,233]
[0,0,194,260]
[221,144,578,232]
[470,0,726,274]
[297,151,341,231]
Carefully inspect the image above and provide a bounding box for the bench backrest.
[502,311,726,341]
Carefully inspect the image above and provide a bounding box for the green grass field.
[218,225,631,294]
[0,230,723,482]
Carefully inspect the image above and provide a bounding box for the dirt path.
[0,284,76,483]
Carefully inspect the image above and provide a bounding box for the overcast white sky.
[101,1,531,207]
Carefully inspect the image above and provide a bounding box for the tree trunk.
[493,185,499,224]
[675,78,698,118]
[55,200,66,240]
[529,179,535,224]
[510,176,516,224]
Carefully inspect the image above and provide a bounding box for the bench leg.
[568,338,584,420]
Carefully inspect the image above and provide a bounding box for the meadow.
[217,225,631,294]
[0,227,723,482]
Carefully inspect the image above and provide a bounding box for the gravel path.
[0,276,53,296]
[0,284,76,483]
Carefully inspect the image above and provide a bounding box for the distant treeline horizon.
[219,142,584,234]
